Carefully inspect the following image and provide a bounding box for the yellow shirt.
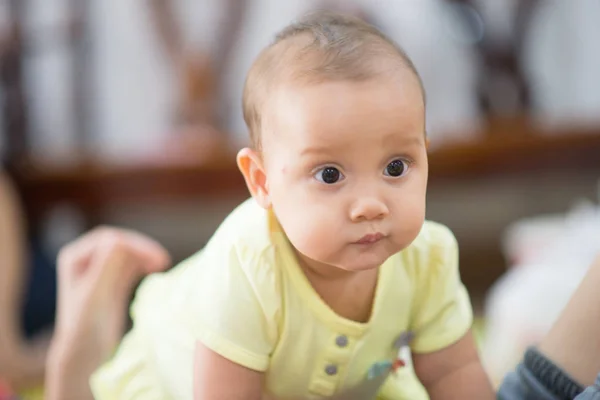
[91,199,472,400]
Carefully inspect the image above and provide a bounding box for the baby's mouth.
[354,232,385,245]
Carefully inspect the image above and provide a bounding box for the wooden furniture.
[448,0,540,114]
[11,118,600,296]
[12,118,600,226]
[1,0,91,168]
[5,2,599,295]
[0,0,28,166]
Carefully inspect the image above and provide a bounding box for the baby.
[91,12,493,400]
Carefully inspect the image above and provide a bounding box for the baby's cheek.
[286,210,336,258]
[296,216,329,248]
[394,197,426,241]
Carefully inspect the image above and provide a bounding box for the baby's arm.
[193,341,264,400]
[413,330,494,400]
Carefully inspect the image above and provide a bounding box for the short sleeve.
[408,223,473,354]
[183,242,281,371]
[91,240,281,399]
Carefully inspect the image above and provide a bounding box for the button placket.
[308,335,353,396]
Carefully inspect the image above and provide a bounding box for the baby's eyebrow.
[299,145,334,157]
[383,133,425,148]
[403,136,426,146]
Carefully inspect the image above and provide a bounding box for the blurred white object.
[222,0,320,147]
[483,199,600,385]
[88,0,176,160]
[23,0,78,163]
[501,214,564,267]
[483,261,589,386]
[524,0,600,130]
[368,0,482,147]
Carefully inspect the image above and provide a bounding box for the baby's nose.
[350,197,389,222]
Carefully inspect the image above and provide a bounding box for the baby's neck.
[297,255,380,323]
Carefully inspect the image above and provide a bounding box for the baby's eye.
[315,166,344,184]
[384,159,409,177]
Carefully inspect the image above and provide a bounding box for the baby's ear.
[237,148,271,209]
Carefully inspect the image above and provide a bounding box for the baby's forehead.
[265,65,424,117]
[260,76,425,152]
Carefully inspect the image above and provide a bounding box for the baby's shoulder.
[136,199,282,315]
[205,197,279,264]
[178,199,280,285]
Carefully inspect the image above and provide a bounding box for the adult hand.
[45,227,170,400]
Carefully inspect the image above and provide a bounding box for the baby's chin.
[305,239,405,271]
[320,249,394,272]
[339,255,391,272]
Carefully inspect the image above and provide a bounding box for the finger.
[108,230,171,274]
[57,228,107,276]
[58,227,170,280]
[112,249,146,303]
[54,236,132,337]
[81,237,153,346]
[80,235,127,300]
[57,227,128,280]
[82,230,170,299]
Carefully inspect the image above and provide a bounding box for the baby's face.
[261,71,427,273]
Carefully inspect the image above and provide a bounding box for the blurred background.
[2,0,600,396]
